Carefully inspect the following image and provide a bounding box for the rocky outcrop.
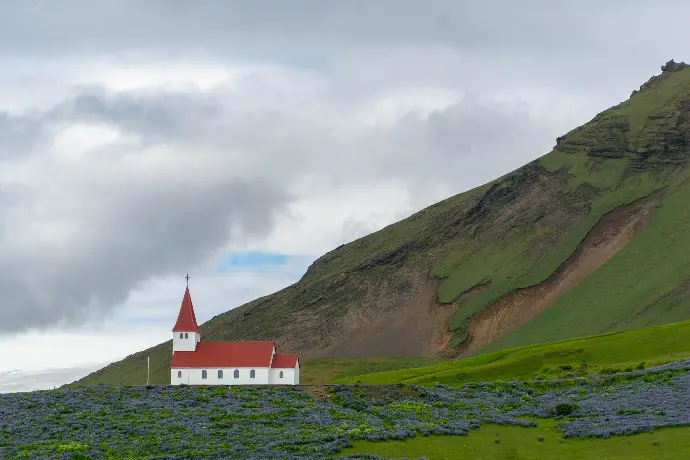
[554,116,630,159]
[661,59,689,73]
[631,60,689,97]
[630,98,690,171]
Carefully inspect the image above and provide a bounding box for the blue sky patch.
[217,250,290,272]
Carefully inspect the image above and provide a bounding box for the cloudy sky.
[0,0,687,391]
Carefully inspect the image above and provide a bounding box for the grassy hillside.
[335,319,690,386]
[341,421,690,460]
[73,60,690,388]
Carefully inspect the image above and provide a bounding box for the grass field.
[299,357,446,385]
[335,320,690,386]
[340,420,690,460]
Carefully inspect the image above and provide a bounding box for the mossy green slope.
[73,61,690,387]
[341,421,690,460]
[335,319,690,386]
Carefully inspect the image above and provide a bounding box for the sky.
[0,0,688,391]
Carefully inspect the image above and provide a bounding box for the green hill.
[335,319,690,386]
[72,60,690,387]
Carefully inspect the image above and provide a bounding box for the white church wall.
[172,331,198,352]
[269,368,297,385]
[171,367,270,385]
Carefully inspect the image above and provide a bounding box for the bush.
[554,403,576,416]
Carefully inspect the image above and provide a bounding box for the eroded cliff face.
[457,193,661,354]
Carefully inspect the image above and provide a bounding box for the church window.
[202,370,207,379]
[218,370,223,379]
[250,369,256,379]
[233,369,239,378]
[279,371,283,379]
[184,333,188,339]
[177,371,182,378]
[179,333,183,339]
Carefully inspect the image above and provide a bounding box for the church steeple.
[172,278,201,353]
[172,285,200,332]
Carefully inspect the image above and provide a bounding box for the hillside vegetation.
[342,421,690,460]
[335,319,690,386]
[73,60,690,387]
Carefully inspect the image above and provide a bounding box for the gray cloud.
[2,1,689,62]
[0,177,289,332]
[0,88,293,331]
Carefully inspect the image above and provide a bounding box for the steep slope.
[73,60,690,387]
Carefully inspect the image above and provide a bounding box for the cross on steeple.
[185,274,190,286]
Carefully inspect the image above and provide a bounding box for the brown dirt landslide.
[320,271,457,359]
[458,194,661,354]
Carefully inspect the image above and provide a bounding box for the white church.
[170,285,300,386]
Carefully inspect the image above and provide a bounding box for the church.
[169,284,300,386]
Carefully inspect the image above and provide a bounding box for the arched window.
[233,369,239,379]
[179,333,183,339]
[279,371,284,379]
[250,369,256,379]
[202,370,207,379]
[184,332,188,339]
[177,371,182,378]
[218,370,223,379]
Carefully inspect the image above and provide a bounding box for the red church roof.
[171,341,276,368]
[172,286,200,332]
[271,354,299,368]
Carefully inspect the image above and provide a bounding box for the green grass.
[335,320,690,386]
[538,151,629,191]
[340,420,690,460]
[299,357,446,384]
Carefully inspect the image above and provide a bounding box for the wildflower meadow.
[0,359,689,459]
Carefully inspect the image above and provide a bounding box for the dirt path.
[458,194,660,354]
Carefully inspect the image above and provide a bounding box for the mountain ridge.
[71,60,690,387]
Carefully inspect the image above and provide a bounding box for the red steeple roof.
[172,286,200,332]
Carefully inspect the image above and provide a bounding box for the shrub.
[554,403,577,416]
